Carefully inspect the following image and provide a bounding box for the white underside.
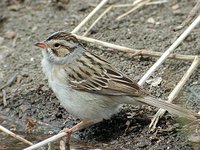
[41,58,139,122]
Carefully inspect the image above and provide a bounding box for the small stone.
[172,4,179,10]
[146,77,162,87]
[19,104,30,112]
[0,37,4,45]
[30,57,34,61]
[0,46,14,63]
[138,140,149,148]
[147,17,155,24]
[31,26,38,33]
[8,5,21,11]
[5,108,10,112]
[4,31,16,39]
[189,135,200,143]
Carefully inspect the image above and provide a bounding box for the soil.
[0,0,200,149]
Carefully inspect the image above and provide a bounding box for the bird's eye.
[54,43,60,48]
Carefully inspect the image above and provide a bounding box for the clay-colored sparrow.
[35,31,198,138]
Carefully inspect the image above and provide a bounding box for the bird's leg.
[62,120,95,140]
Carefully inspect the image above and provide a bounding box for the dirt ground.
[0,0,200,149]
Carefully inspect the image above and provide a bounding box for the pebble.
[0,37,4,45]
[147,17,155,24]
[19,104,30,112]
[31,26,38,33]
[172,4,179,10]
[189,135,200,143]
[8,5,21,11]
[30,57,34,61]
[4,31,16,39]
[138,140,149,148]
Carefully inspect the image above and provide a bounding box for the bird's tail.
[132,95,199,120]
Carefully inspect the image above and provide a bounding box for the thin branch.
[116,0,150,21]
[75,34,196,61]
[138,15,200,86]
[23,132,66,150]
[127,49,196,61]
[0,73,18,91]
[71,0,109,34]
[83,0,168,36]
[149,56,200,130]
[76,34,142,53]
[59,138,66,150]
[2,89,7,106]
[83,3,134,36]
[146,0,168,5]
[173,0,200,31]
[0,125,33,146]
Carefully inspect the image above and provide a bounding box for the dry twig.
[0,73,18,91]
[149,56,200,131]
[138,15,200,85]
[146,0,168,5]
[2,89,7,106]
[116,0,150,21]
[83,3,133,36]
[23,132,66,150]
[59,138,66,150]
[83,0,168,36]
[71,0,109,34]
[0,125,33,146]
[76,34,196,61]
[173,0,200,31]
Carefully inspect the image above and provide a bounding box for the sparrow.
[35,31,198,139]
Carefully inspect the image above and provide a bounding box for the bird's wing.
[66,53,147,97]
[64,52,200,120]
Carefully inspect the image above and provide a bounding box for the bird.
[35,31,198,139]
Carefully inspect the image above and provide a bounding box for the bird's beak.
[35,42,47,49]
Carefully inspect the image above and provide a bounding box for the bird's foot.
[62,128,73,140]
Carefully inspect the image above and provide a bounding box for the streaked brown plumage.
[35,31,199,139]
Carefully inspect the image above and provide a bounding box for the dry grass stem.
[116,0,150,20]
[0,125,33,146]
[2,89,7,106]
[0,73,17,90]
[71,0,109,34]
[173,0,200,31]
[83,0,167,36]
[76,34,196,61]
[149,56,200,130]
[23,132,66,150]
[83,3,134,36]
[59,138,66,150]
[12,34,18,48]
[128,49,196,61]
[47,143,51,150]
[146,0,168,5]
[138,15,200,86]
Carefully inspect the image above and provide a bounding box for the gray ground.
[0,0,200,149]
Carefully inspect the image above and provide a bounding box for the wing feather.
[67,52,147,96]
